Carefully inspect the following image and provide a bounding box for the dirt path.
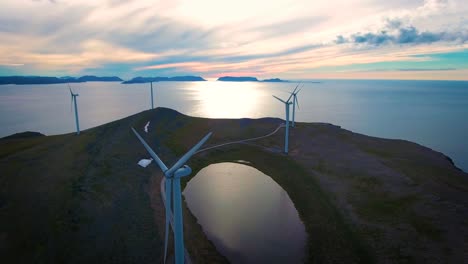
[196,124,284,154]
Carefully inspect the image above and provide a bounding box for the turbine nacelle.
[68,84,79,97]
[173,165,192,178]
[287,83,303,128]
[273,95,293,105]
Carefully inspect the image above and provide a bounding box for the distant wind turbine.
[273,93,293,154]
[132,128,212,264]
[290,84,302,127]
[150,81,154,109]
[68,84,80,135]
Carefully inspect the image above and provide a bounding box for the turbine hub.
[174,165,192,178]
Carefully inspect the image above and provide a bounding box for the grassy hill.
[1,107,467,263]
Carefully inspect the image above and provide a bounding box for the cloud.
[246,16,328,39]
[397,68,457,71]
[107,0,134,7]
[336,18,468,46]
[418,0,449,14]
[0,63,24,67]
[31,0,56,3]
[1,0,467,79]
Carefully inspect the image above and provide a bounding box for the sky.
[0,0,467,80]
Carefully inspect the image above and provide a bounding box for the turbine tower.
[273,94,293,154]
[290,84,302,127]
[150,81,154,109]
[132,128,212,264]
[68,85,80,135]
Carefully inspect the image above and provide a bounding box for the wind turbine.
[131,128,212,264]
[273,93,293,154]
[68,84,80,135]
[290,84,302,127]
[150,81,154,109]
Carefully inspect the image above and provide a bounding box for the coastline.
[1,107,467,263]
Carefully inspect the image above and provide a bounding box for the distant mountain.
[122,76,206,84]
[217,76,259,82]
[262,78,289,82]
[0,75,122,85]
[217,76,289,82]
[0,76,68,85]
[76,76,122,82]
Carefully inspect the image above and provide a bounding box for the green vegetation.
[0,113,162,263]
[1,107,467,263]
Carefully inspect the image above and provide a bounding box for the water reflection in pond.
[183,162,306,263]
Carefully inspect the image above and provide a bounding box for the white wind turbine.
[132,128,212,264]
[273,92,294,154]
[290,84,302,127]
[68,84,80,135]
[150,81,154,109]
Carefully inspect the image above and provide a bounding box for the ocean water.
[0,80,467,171]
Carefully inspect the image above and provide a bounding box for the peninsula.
[1,108,466,263]
[217,76,289,82]
[122,76,206,84]
[0,75,122,85]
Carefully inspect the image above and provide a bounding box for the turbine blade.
[68,83,74,95]
[273,95,286,104]
[166,132,212,176]
[287,84,298,102]
[70,95,73,113]
[131,127,169,172]
[294,84,303,95]
[295,95,300,109]
[294,83,300,92]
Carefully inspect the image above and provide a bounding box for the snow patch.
[144,121,150,133]
[138,158,153,168]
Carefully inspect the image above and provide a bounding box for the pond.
[183,162,307,263]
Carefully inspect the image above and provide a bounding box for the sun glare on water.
[189,81,266,118]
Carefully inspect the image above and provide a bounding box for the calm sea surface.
[183,162,307,263]
[0,80,467,171]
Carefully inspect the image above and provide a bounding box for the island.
[0,75,123,85]
[217,76,289,82]
[75,75,122,82]
[122,76,206,84]
[262,78,289,82]
[217,76,259,82]
[1,107,467,263]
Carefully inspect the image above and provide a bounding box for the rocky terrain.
[1,107,467,263]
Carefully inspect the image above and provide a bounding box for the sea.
[0,79,467,171]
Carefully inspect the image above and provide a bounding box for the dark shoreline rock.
[1,131,45,140]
